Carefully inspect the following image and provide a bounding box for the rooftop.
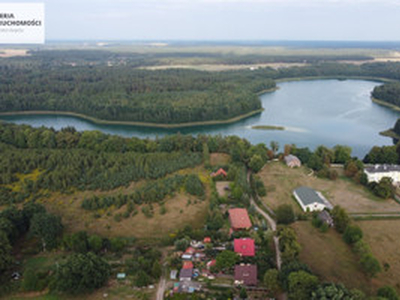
[293,186,326,206]
[229,208,252,230]
[364,164,400,174]
[234,238,255,257]
[234,264,257,286]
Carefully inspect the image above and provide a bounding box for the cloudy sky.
[9,0,400,41]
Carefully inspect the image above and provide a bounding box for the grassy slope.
[293,222,371,293]
[258,162,400,214]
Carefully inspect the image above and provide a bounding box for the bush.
[377,286,400,300]
[360,253,381,277]
[276,204,295,225]
[343,225,363,245]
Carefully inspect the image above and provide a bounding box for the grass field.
[39,167,210,239]
[293,222,371,293]
[210,153,231,166]
[357,220,400,293]
[258,162,400,214]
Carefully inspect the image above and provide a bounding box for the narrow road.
[247,171,282,270]
[156,276,166,300]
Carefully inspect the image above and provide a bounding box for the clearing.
[216,181,231,197]
[258,162,400,214]
[357,220,400,293]
[210,153,231,166]
[293,222,371,293]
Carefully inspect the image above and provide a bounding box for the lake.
[0,79,398,158]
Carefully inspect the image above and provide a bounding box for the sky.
[8,0,400,41]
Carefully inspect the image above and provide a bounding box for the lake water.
[1,79,398,158]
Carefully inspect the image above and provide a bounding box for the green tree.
[151,260,162,279]
[333,145,352,164]
[343,225,363,245]
[0,230,13,274]
[249,154,264,173]
[88,235,103,253]
[239,287,248,299]
[331,206,350,233]
[30,213,63,251]
[174,238,189,252]
[21,268,39,291]
[311,283,365,300]
[263,269,280,296]
[270,141,279,156]
[215,250,239,271]
[288,271,319,300]
[54,252,111,294]
[135,270,151,287]
[377,286,400,300]
[276,204,295,225]
[360,253,381,277]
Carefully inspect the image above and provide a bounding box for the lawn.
[357,220,400,293]
[258,162,400,214]
[292,222,371,293]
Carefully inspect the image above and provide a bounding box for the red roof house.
[234,264,257,286]
[234,238,255,257]
[185,247,196,255]
[228,208,252,230]
[211,168,227,178]
[183,261,194,269]
[203,237,211,243]
[206,259,216,270]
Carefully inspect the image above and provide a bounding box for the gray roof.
[318,210,333,223]
[179,268,193,279]
[284,155,301,163]
[364,164,400,174]
[294,186,326,206]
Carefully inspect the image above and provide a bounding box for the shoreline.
[0,109,265,129]
[0,76,395,129]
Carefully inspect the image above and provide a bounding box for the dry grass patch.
[293,222,371,293]
[357,220,400,293]
[216,181,231,197]
[210,153,230,166]
[259,162,400,214]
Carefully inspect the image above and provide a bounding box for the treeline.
[0,65,274,124]
[372,82,400,107]
[2,56,400,125]
[81,173,204,210]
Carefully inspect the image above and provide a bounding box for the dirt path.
[156,276,166,300]
[248,171,281,270]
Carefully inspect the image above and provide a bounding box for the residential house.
[284,155,301,168]
[211,168,227,178]
[293,186,333,212]
[318,210,334,227]
[234,264,257,286]
[364,164,400,185]
[229,208,252,231]
[179,268,193,281]
[234,238,255,257]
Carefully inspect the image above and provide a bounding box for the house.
[284,154,301,168]
[318,210,334,227]
[234,238,255,257]
[234,264,257,286]
[229,208,252,231]
[181,254,193,260]
[293,186,333,212]
[364,164,400,185]
[183,261,194,269]
[179,268,193,281]
[203,237,211,244]
[211,168,227,178]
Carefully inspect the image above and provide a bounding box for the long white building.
[293,186,333,212]
[364,164,400,184]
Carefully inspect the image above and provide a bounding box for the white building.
[293,186,333,212]
[364,164,400,185]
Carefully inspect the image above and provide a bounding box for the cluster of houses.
[169,207,258,296]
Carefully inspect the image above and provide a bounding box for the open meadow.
[258,162,400,214]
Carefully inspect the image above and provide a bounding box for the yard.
[292,222,371,293]
[357,220,400,293]
[258,162,400,214]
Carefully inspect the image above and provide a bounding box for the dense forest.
[372,82,400,107]
[2,50,400,125]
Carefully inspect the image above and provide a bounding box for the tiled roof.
[229,208,252,230]
[234,238,255,257]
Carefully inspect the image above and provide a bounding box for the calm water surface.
[1,79,398,157]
